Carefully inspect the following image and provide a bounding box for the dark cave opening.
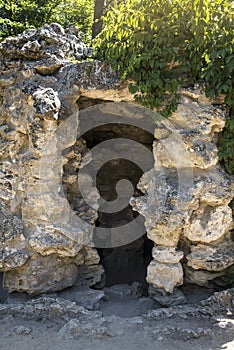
[0,272,7,302]
[82,123,154,287]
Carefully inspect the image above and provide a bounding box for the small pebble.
[11,326,32,336]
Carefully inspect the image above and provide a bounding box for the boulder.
[152,246,184,264]
[146,260,183,293]
[149,286,186,306]
[187,242,234,271]
[3,254,78,294]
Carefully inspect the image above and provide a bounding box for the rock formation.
[0,24,233,299]
[131,92,234,302]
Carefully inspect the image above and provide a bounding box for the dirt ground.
[0,285,233,350]
[0,312,233,350]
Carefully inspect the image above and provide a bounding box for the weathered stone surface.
[191,169,234,206]
[131,88,233,294]
[58,287,105,310]
[0,249,29,272]
[147,225,182,247]
[0,24,113,293]
[0,24,233,296]
[3,255,78,294]
[0,23,88,66]
[0,205,29,271]
[168,92,226,134]
[76,264,105,288]
[28,227,83,257]
[153,131,219,169]
[0,296,102,321]
[187,243,234,271]
[131,169,187,248]
[152,246,184,264]
[152,93,226,170]
[32,87,61,119]
[58,318,110,338]
[82,247,100,266]
[146,260,183,293]
[149,286,186,306]
[184,267,224,287]
[183,205,233,243]
[0,205,24,242]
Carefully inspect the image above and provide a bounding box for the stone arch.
[0,24,233,302]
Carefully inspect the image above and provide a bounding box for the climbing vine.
[94,0,234,174]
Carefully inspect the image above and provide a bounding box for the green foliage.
[95,0,234,173]
[51,0,94,43]
[0,0,94,43]
[0,0,63,40]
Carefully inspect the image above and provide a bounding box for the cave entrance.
[82,121,154,287]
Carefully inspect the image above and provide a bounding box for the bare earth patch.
[0,286,233,350]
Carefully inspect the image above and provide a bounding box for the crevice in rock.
[63,97,155,290]
[77,95,112,109]
[0,272,8,303]
[82,123,154,288]
[96,235,154,288]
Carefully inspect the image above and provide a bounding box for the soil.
[0,284,233,350]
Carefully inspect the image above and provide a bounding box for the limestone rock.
[0,248,29,272]
[0,296,102,321]
[183,205,233,243]
[0,23,88,67]
[152,246,184,264]
[0,24,233,296]
[28,227,83,257]
[0,205,29,271]
[58,287,105,310]
[55,60,118,93]
[146,260,183,293]
[187,242,234,271]
[58,318,109,339]
[147,224,182,247]
[131,89,233,294]
[184,267,224,287]
[191,169,234,206]
[0,31,108,291]
[149,286,186,306]
[153,131,219,169]
[131,169,188,247]
[76,264,105,288]
[33,87,61,119]
[3,254,78,294]
[0,205,24,242]
[168,93,226,134]
[152,95,226,169]
[82,247,100,265]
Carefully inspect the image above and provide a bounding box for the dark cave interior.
[82,123,154,287]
